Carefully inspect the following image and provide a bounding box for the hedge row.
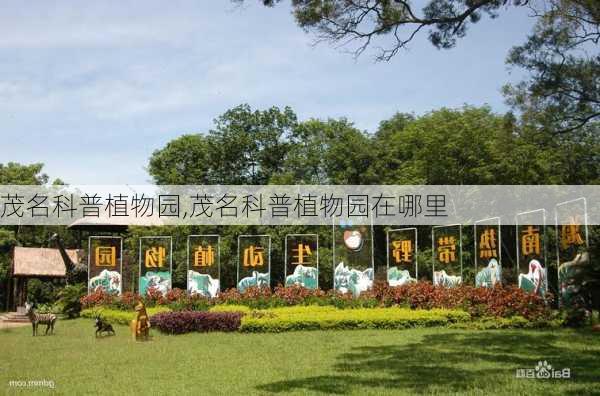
[150,311,243,334]
[141,306,470,334]
[238,306,470,333]
[81,282,554,322]
[81,306,170,325]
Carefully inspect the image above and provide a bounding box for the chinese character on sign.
[392,240,412,264]
[479,229,497,259]
[291,243,312,265]
[193,245,215,267]
[95,246,116,267]
[437,236,456,264]
[521,226,541,256]
[243,245,264,267]
[145,246,166,268]
[561,217,585,249]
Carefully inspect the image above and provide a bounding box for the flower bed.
[80,282,555,323]
[150,311,243,334]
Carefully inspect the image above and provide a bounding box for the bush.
[81,306,171,326]
[239,306,470,333]
[36,302,63,314]
[58,283,87,318]
[79,282,555,325]
[451,316,563,330]
[150,311,243,334]
[210,305,251,314]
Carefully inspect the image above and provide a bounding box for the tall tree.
[245,0,530,60]
[504,0,600,133]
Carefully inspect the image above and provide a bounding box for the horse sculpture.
[129,300,151,341]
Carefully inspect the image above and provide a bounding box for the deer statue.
[130,300,151,341]
[25,302,56,336]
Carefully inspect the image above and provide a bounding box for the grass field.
[1,319,599,395]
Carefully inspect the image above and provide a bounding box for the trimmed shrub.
[451,316,563,330]
[81,306,171,326]
[210,305,252,314]
[150,311,243,334]
[239,306,470,333]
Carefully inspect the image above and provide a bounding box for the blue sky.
[0,1,537,184]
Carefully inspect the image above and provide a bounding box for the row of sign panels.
[87,199,589,299]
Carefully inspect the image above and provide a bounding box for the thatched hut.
[7,247,84,311]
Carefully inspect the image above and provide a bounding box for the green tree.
[275,118,375,184]
[504,0,600,133]
[0,162,48,185]
[148,134,212,184]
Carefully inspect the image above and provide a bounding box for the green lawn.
[1,319,599,395]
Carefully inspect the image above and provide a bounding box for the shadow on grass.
[256,330,600,395]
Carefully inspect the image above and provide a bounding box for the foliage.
[209,304,252,314]
[80,306,171,326]
[369,281,555,322]
[35,302,63,315]
[246,0,530,61]
[58,283,87,318]
[504,0,600,134]
[150,311,244,334]
[27,278,61,305]
[239,306,469,333]
[80,283,555,324]
[450,315,563,330]
[81,288,212,312]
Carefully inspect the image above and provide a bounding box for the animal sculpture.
[130,300,151,341]
[143,274,170,295]
[89,269,121,294]
[237,271,270,293]
[558,252,589,305]
[433,270,462,288]
[518,259,546,296]
[25,302,56,336]
[285,265,318,289]
[334,262,373,296]
[187,270,220,298]
[387,267,416,287]
[95,316,115,337]
[475,258,502,288]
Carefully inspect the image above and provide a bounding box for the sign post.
[474,218,501,288]
[237,235,271,293]
[88,236,122,295]
[139,236,172,296]
[285,234,319,289]
[386,228,417,286]
[187,235,220,298]
[432,225,462,287]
